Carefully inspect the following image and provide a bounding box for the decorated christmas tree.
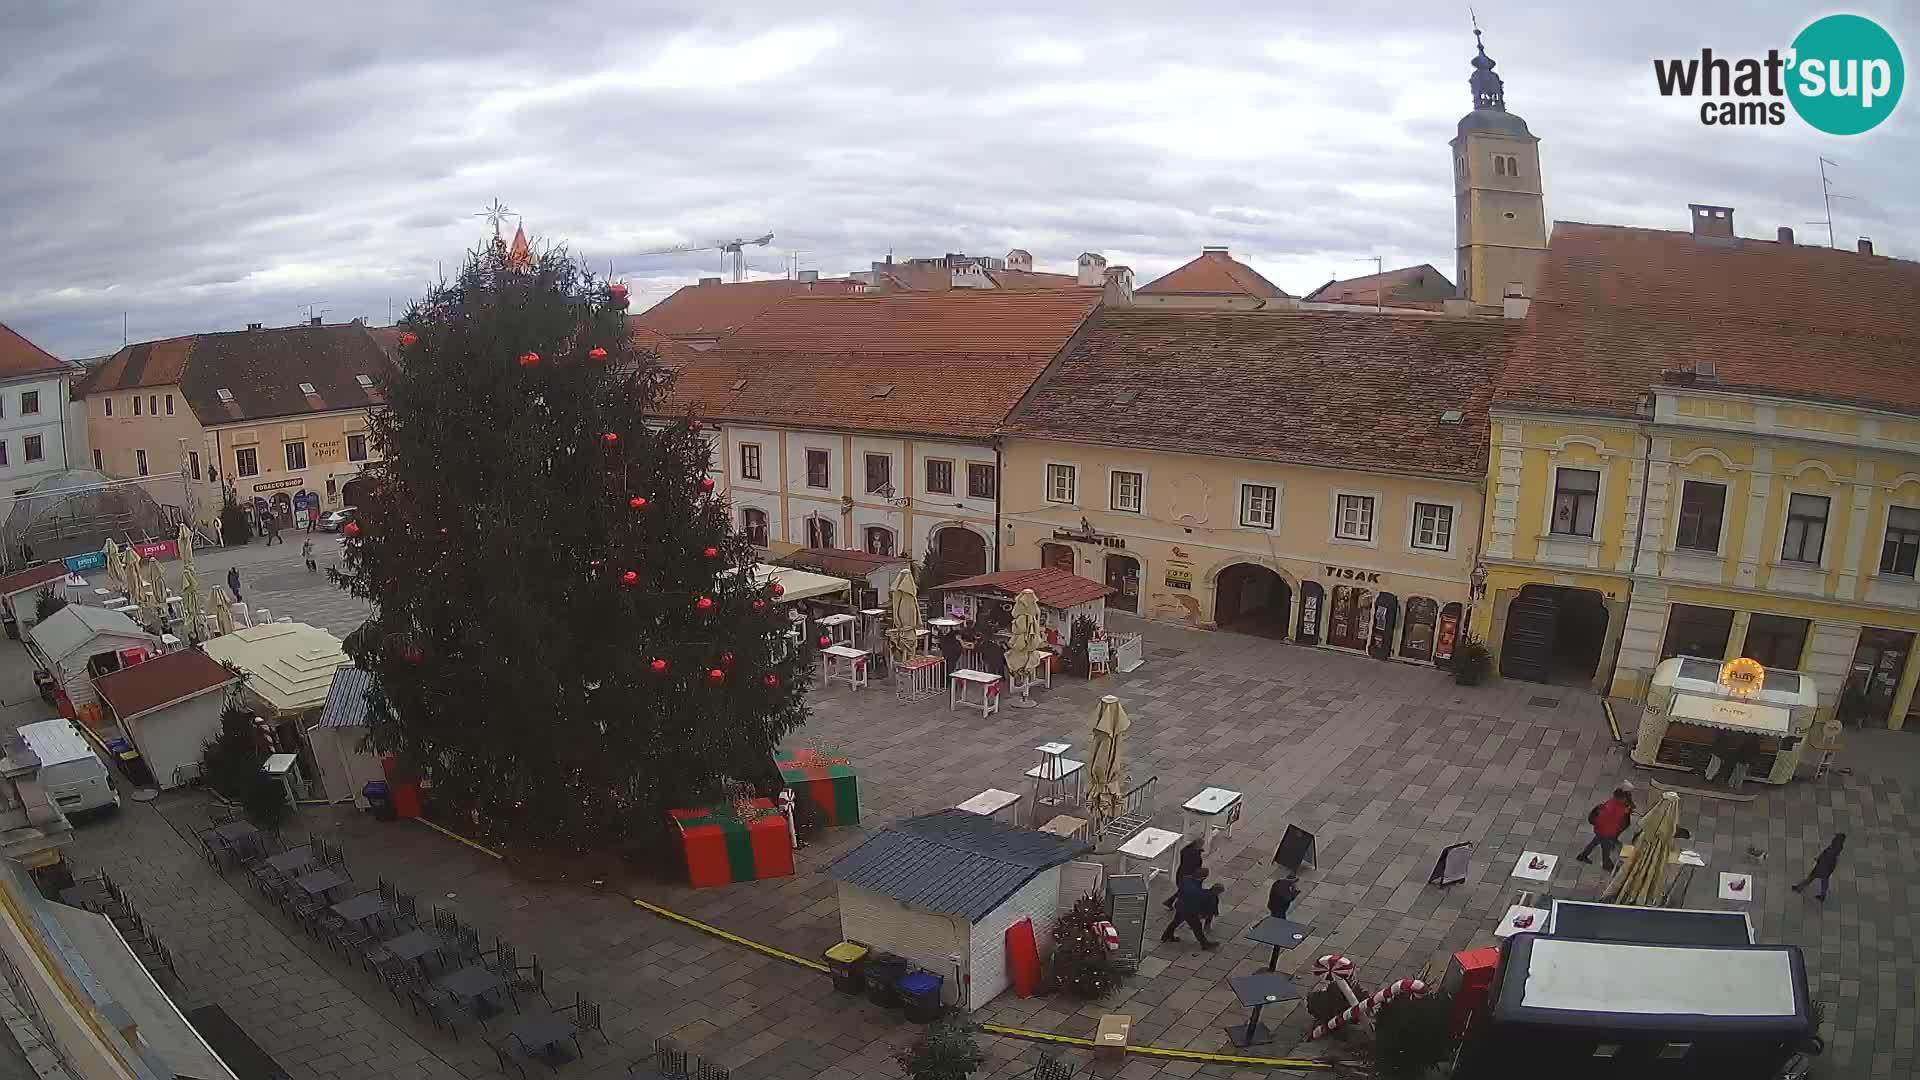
[331,238,808,857]
[1051,892,1121,1000]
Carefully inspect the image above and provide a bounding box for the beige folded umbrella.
[211,584,235,636]
[180,562,205,641]
[177,522,196,574]
[1087,694,1131,822]
[137,557,167,630]
[1006,588,1044,707]
[101,539,124,590]
[1601,790,1682,906]
[885,568,921,664]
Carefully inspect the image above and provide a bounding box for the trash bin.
[104,739,153,788]
[824,941,869,994]
[865,952,908,1007]
[362,781,395,822]
[897,970,945,1023]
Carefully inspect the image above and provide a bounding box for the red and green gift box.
[777,749,861,828]
[669,798,795,888]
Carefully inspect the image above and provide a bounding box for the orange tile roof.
[94,648,237,721]
[628,324,699,370]
[1137,249,1289,299]
[633,278,863,340]
[1005,308,1514,480]
[988,269,1082,291]
[0,562,70,597]
[1499,222,1920,419]
[933,567,1114,609]
[0,321,69,379]
[662,290,1101,440]
[1305,264,1453,305]
[76,335,196,395]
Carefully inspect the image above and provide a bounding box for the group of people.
[1158,838,1303,950]
[936,619,1007,680]
[1576,779,1847,901]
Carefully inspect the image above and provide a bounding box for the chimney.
[1859,237,1875,256]
[246,322,263,331]
[1688,203,1736,239]
[1103,266,1134,306]
[797,269,819,283]
[698,276,722,286]
[1202,245,1231,258]
[1076,252,1107,287]
[1005,249,1033,273]
[1502,282,1531,319]
[1777,226,1795,245]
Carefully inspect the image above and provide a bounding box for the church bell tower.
[1451,29,1547,310]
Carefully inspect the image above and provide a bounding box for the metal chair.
[409,986,461,1039]
[508,954,548,1009]
[564,994,606,1045]
[488,939,517,977]
[489,1036,529,1079]
[695,1062,730,1080]
[644,1037,690,1079]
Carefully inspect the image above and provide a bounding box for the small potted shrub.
[895,1019,986,1080]
[1451,634,1493,686]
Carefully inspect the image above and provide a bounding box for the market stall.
[25,605,161,718]
[0,562,73,637]
[92,648,238,790]
[202,621,350,799]
[1632,656,1819,784]
[308,666,390,807]
[775,548,910,610]
[932,568,1113,648]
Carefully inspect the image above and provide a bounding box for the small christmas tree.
[894,1020,985,1080]
[1051,892,1121,1000]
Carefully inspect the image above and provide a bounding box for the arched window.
[1494,155,1508,177]
[740,508,768,547]
[806,516,836,549]
[864,526,895,556]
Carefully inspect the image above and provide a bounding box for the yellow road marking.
[414,817,504,859]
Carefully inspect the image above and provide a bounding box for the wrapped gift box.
[669,798,795,888]
[777,749,861,828]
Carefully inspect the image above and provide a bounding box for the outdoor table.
[1510,850,1556,905]
[383,928,443,967]
[955,788,1023,824]
[434,964,506,1017]
[913,628,932,653]
[895,655,945,703]
[817,612,856,645]
[1248,916,1313,970]
[331,893,386,926]
[213,820,263,860]
[1717,872,1753,901]
[821,645,869,690]
[295,868,350,900]
[1496,904,1548,939]
[1225,970,1299,1048]
[1032,649,1055,688]
[1117,827,1182,881]
[93,587,112,597]
[928,617,962,630]
[510,1009,579,1064]
[949,668,1001,718]
[60,881,113,911]
[1182,787,1244,851]
[1039,815,1088,841]
[160,633,182,651]
[1025,745,1083,807]
[264,846,314,873]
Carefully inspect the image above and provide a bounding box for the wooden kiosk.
[1632,656,1820,784]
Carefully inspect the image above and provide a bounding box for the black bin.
[897,970,945,1023]
[824,942,869,994]
[362,781,396,822]
[865,953,907,1007]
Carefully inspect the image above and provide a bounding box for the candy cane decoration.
[1308,977,1431,1040]
[1312,953,1356,981]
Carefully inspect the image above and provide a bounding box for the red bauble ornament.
[719,650,736,668]
[707,668,725,686]
[608,283,629,301]
[770,582,785,597]
[438,527,448,535]
[694,595,714,611]
[649,658,668,674]
[401,644,424,664]
[817,635,832,649]
[752,599,767,612]
[699,477,716,492]
[587,347,608,361]
[589,559,605,569]
[399,332,417,347]
[763,673,780,688]
[602,432,619,446]
[620,570,639,586]
[628,496,648,510]
[343,521,361,537]
[703,546,719,558]
[518,351,541,367]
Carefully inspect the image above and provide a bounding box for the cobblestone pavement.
[5,557,1916,1077]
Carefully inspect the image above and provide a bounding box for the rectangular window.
[967,462,996,500]
[1335,493,1375,541]
[23,435,42,463]
[739,443,761,481]
[1550,468,1601,537]
[1882,506,1920,576]
[805,516,835,548]
[1109,470,1143,514]
[741,508,769,547]
[189,451,201,480]
[805,449,830,489]
[92,448,102,470]
[865,527,894,556]
[0,442,9,467]
[236,447,259,477]
[135,449,149,476]
[133,395,142,416]
[165,393,174,416]
[1745,614,1811,669]
[1781,493,1829,564]
[1674,480,1727,553]
[1411,502,1453,551]
[104,398,113,417]
[149,394,157,415]
[1045,463,1076,504]
[1240,484,1277,529]
[865,453,892,495]
[347,434,368,462]
[285,441,307,471]
[20,391,39,415]
[926,458,954,495]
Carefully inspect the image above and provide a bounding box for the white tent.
[742,563,853,604]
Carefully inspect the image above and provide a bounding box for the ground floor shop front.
[1027,533,1470,666]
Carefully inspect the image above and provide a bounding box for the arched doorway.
[1214,563,1291,637]
[1501,584,1609,684]
[1401,596,1439,662]
[932,526,988,577]
[1104,553,1140,614]
[341,475,372,508]
[1040,543,1075,572]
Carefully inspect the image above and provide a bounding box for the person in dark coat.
[1197,882,1226,933]
[1792,833,1846,901]
[938,628,962,681]
[1160,868,1216,949]
[1268,874,1300,920]
[227,566,242,603]
[1164,840,1206,909]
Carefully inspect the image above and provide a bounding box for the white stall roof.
[744,563,850,603]
[1519,938,1800,1018]
[1668,693,1793,736]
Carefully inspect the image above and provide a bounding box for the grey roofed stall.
[27,603,151,665]
[820,808,1093,922]
[314,665,374,729]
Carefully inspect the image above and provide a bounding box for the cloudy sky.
[3,1,1914,358]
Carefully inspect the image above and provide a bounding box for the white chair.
[254,607,271,623]
[276,616,292,623]
[232,602,251,627]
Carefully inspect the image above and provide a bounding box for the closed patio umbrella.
[1006,588,1044,709]
[179,561,205,642]
[1601,790,1683,906]
[101,539,124,591]
[211,585,235,636]
[885,568,920,664]
[137,556,167,631]
[177,522,196,573]
[1087,694,1131,825]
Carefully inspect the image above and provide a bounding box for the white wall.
[966,866,1062,1012]
[838,883,970,1007]
[126,693,226,790]
[0,370,74,496]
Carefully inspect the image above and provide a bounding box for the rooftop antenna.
[122,312,127,346]
[1372,255,1384,312]
[1807,157,1852,248]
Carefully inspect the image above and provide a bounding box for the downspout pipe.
[992,438,1003,572]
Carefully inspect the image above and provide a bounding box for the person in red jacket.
[1576,782,1635,871]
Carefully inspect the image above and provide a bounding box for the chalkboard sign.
[1428,841,1472,887]
[1273,824,1317,870]
[1088,639,1111,664]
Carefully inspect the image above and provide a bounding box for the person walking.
[1197,881,1226,935]
[267,517,283,545]
[1791,833,1846,901]
[227,566,242,604]
[1267,873,1301,920]
[1160,867,1217,949]
[301,538,316,573]
[1164,839,1206,910]
[1575,782,1635,872]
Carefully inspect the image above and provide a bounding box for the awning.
[1669,693,1792,736]
[746,563,852,604]
[45,904,238,1080]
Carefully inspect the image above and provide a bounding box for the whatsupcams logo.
[1654,14,1904,134]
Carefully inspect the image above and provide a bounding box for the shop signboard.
[1435,609,1461,662]
[1297,582,1323,644]
[130,540,177,561]
[1165,565,1193,591]
[64,551,106,573]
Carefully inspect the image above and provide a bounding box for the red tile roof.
[1005,308,1514,480]
[94,648,237,722]
[0,322,67,379]
[1305,264,1454,305]
[633,278,864,340]
[0,563,70,598]
[76,336,196,396]
[933,567,1115,609]
[628,324,699,370]
[1499,222,1920,419]
[776,547,911,578]
[662,290,1101,440]
[1138,249,1289,299]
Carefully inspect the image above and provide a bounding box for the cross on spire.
[1469,20,1506,111]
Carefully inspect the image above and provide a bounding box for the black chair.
[643,1037,690,1079]
[488,939,517,977]
[386,893,419,934]
[409,986,461,1039]
[489,1036,529,1079]
[563,994,605,1045]
[453,926,482,965]
[508,954,548,1009]
[695,1062,730,1080]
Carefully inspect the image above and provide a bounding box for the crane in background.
[632,234,776,282]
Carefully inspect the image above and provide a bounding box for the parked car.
[320,507,357,532]
[18,718,121,817]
